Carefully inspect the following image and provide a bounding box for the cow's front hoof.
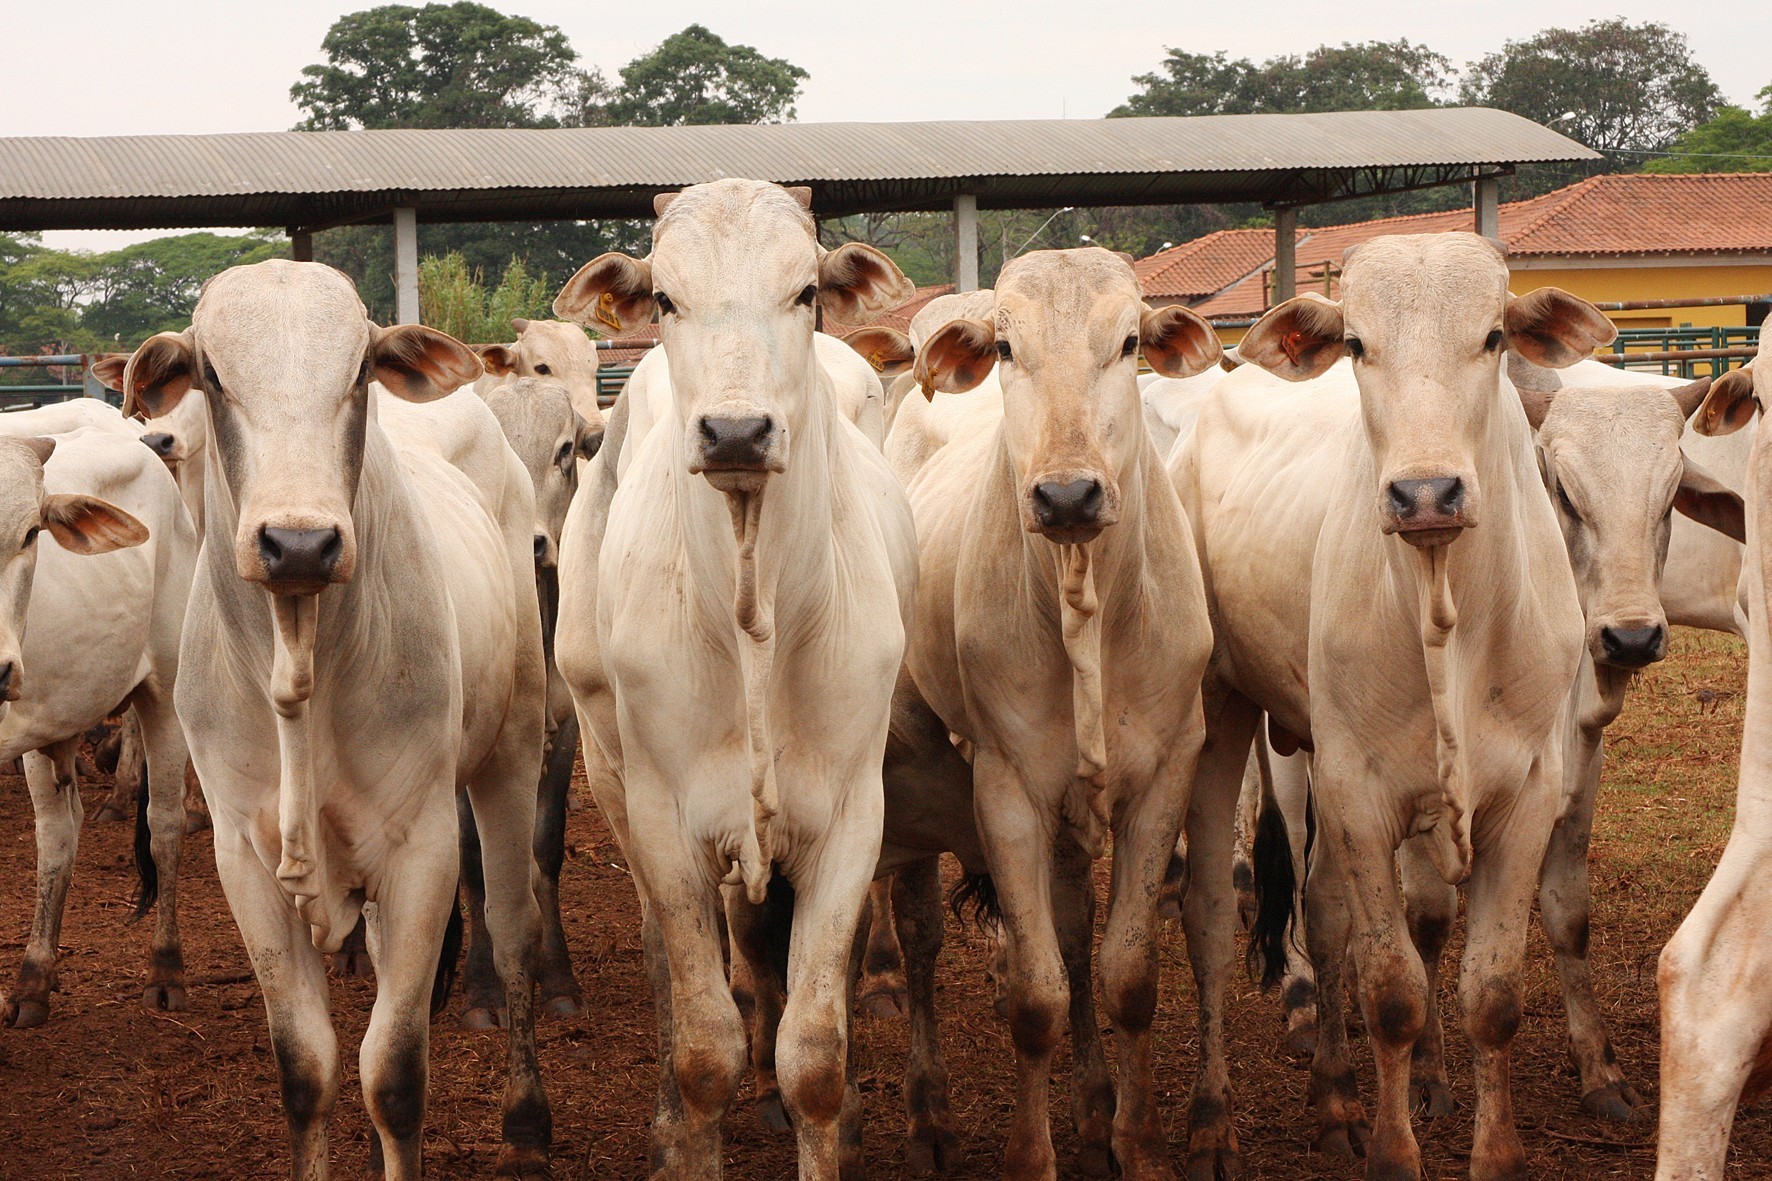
[460,1005,505,1031]
[1280,1020,1318,1060]
[1580,1080,1644,1122]
[540,993,581,1019]
[1409,1077,1453,1119]
[142,981,188,1012]
[494,1142,549,1177]
[1074,1142,1114,1178]
[3,994,48,1029]
[755,1090,791,1134]
[905,1123,960,1175]
[1313,1115,1369,1159]
[94,803,129,823]
[183,810,212,836]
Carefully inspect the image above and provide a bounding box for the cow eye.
[654,292,676,316]
[203,362,223,391]
[556,441,574,472]
[795,284,817,308]
[534,363,552,376]
[996,340,1013,362]
[1556,483,1580,522]
[1121,335,1138,358]
[1344,337,1365,360]
[22,526,38,547]
[1484,329,1505,353]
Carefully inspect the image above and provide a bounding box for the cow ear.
[555,254,655,334]
[841,327,916,377]
[371,324,483,403]
[509,316,530,334]
[476,343,518,377]
[912,318,997,397]
[89,354,129,394]
[1239,294,1345,381]
[1695,365,1759,436]
[818,243,915,322]
[18,437,55,466]
[121,330,197,418]
[1140,304,1222,378]
[574,410,606,461]
[41,494,148,555]
[785,186,814,210]
[1670,376,1712,421]
[1504,288,1615,368]
[1675,453,1746,542]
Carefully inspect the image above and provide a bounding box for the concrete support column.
[1272,207,1297,305]
[953,194,979,293]
[393,206,420,324]
[1474,174,1501,242]
[289,230,313,262]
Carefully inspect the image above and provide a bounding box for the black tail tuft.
[1246,794,1296,992]
[947,872,1001,929]
[431,894,465,1018]
[759,870,797,989]
[130,763,157,923]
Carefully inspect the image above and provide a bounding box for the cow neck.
[1739,429,1772,822]
[670,355,840,902]
[1394,375,1546,886]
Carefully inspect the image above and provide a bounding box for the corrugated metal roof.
[0,109,1594,231]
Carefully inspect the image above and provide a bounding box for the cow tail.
[1246,735,1295,991]
[131,759,157,922]
[946,872,1001,929]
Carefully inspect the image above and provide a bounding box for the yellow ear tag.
[595,291,623,333]
[866,350,887,372]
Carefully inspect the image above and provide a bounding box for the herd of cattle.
[1,176,1769,1181]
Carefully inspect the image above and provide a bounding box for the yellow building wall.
[1507,264,1772,330]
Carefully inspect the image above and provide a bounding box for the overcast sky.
[17,1,1772,251]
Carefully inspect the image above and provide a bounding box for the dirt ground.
[1,626,1768,1179]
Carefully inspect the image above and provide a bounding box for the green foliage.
[1647,88,1772,173]
[290,2,591,130]
[600,24,808,127]
[1112,40,1451,117]
[417,252,554,343]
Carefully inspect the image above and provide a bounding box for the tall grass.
[417,253,554,344]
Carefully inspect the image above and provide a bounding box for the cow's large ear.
[371,324,483,403]
[1675,454,1746,542]
[912,318,997,397]
[841,327,916,377]
[1239,294,1345,381]
[121,330,197,418]
[1695,364,1759,436]
[818,243,915,322]
[1670,376,1712,421]
[1140,304,1221,378]
[41,494,149,555]
[555,254,655,334]
[1504,287,1615,368]
[88,353,129,394]
[476,343,518,377]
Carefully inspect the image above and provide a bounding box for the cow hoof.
[142,982,188,1012]
[860,986,906,1020]
[905,1125,959,1175]
[1186,1145,1240,1181]
[4,996,48,1029]
[756,1091,791,1134]
[1280,1022,1318,1060]
[1580,1081,1644,1122]
[460,1006,504,1031]
[183,811,212,836]
[1313,1120,1368,1159]
[1075,1142,1115,1178]
[1410,1078,1454,1119]
[541,993,581,1019]
[493,1143,549,1177]
[94,804,129,823]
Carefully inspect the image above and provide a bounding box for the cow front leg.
[1399,837,1456,1119]
[1053,831,1114,1177]
[5,743,81,1028]
[895,857,961,1174]
[133,683,190,1013]
[1302,838,1368,1159]
[534,710,583,1017]
[465,743,553,1178]
[1179,692,1259,1181]
[212,821,340,1180]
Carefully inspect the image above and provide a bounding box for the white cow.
[1657,359,1772,1178]
[115,259,551,1180]
[0,430,195,1029]
[474,316,608,449]
[896,247,1220,1180]
[552,179,917,1180]
[1174,233,1606,1180]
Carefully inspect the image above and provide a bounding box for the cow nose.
[580,429,604,460]
[1600,623,1666,668]
[140,432,176,458]
[697,415,775,469]
[258,526,343,586]
[1388,477,1465,521]
[1032,479,1105,530]
[533,533,549,564]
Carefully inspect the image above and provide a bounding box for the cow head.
[476,318,606,458]
[554,180,913,494]
[1530,376,1741,669]
[910,248,1220,543]
[91,353,207,472]
[1240,233,1616,547]
[483,377,598,569]
[0,437,147,713]
[116,260,482,595]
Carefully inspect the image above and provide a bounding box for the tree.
[600,24,808,127]
[82,232,283,343]
[290,2,591,130]
[418,253,555,343]
[1460,18,1722,181]
[1113,40,1451,117]
[1646,88,1772,174]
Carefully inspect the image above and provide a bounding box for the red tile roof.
[1160,174,1772,320]
[1132,229,1275,300]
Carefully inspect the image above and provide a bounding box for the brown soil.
[1,627,1768,1179]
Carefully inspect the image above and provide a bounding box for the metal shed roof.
[0,108,1596,232]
